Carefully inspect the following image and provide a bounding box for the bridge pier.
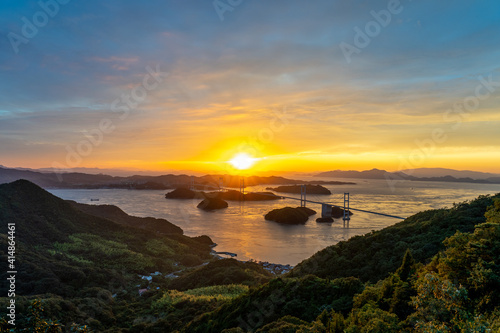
[316,203,335,223]
[321,204,332,218]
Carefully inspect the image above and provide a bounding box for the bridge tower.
[343,192,350,227]
[239,177,245,195]
[218,177,223,191]
[190,176,195,191]
[300,185,307,207]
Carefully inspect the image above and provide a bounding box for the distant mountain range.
[0,165,204,177]
[400,168,500,180]
[1,165,499,189]
[316,168,500,184]
[0,166,353,189]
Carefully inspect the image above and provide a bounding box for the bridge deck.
[170,182,406,220]
[278,195,406,220]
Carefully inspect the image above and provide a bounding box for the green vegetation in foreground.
[183,275,364,333]
[0,180,209,331]
[180,196,500,332]
[290,194,499,282]
[0,180,274,331]
[167,258,273,291]
[1,179,500,332]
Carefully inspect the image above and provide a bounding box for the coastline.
[210,243,293,275]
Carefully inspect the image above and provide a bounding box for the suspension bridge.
[177,176,407,226]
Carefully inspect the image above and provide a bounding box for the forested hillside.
[181,195,500,332]
[1,180,499,332]
[290,194,499,282]
[0,180,214,331]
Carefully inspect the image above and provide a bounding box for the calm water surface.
[49,178,500,265]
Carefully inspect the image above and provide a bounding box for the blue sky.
[1,0,500,173]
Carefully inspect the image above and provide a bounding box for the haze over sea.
[49,178,500,266]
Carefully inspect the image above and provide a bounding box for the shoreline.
[210,244,293,275]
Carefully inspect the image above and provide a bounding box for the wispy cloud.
[1,0,499,171]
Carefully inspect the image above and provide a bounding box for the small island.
[264,206,316,224]
[218,190,281,201]
[165,188,281,201]
[164,188,229,211]
[197,196,229,211]
[165,187,201,199]
[266,184,332,195]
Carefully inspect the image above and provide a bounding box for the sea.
[48,178,500,266]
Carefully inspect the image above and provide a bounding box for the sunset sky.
[1,0,500,174]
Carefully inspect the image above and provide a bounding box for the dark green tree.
[396,249,417,282]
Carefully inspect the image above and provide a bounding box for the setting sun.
[228,153,258,170]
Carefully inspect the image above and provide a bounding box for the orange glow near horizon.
[5,136,500,176]
[125,148,500,176]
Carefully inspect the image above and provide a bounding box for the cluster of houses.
[247,259,293,275]
[136,259,293,296]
